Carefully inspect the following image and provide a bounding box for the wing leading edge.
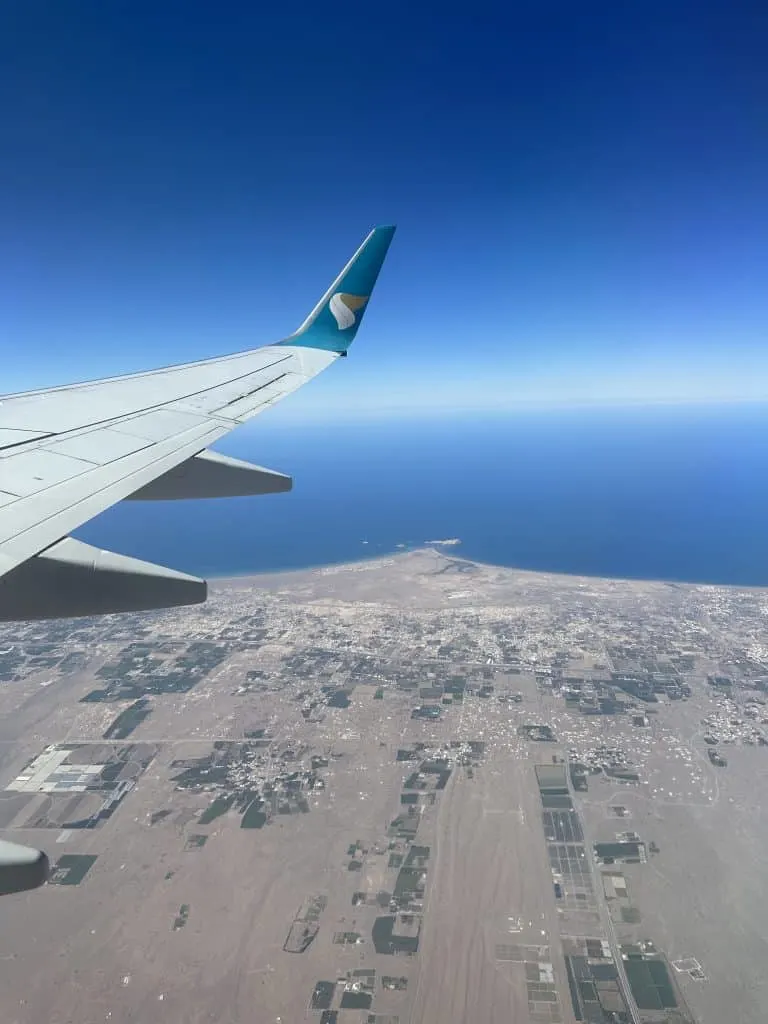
[0,225,396,622]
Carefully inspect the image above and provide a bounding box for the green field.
[198,794,234,824]
[50,854,98,886]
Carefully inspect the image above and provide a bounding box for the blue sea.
[78,404,768,588]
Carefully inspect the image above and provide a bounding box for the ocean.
[77,404,768,587]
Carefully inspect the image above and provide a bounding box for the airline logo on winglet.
[329,292,368,330]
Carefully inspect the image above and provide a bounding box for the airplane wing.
[0,225,396,622]
[0,226,396,895]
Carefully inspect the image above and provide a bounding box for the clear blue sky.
[1,1,766,419]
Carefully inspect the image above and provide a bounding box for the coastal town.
[0,549,766,1024]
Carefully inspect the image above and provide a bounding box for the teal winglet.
[278,225,396,353]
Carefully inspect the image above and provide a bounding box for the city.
[0,548,766,1023]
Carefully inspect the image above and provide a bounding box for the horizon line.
[248,395,768,427]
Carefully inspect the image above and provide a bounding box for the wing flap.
[0,537,206,621]
[127,450,292,500]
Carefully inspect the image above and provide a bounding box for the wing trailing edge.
[0,538,206,621]
[126,450,292,500]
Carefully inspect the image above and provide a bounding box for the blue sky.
[1,1,767,420]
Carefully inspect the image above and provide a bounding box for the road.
[567,757,642,1024]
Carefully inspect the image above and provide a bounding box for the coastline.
[208,544,768,593]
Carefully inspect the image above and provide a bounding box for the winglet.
[278,225,396,353]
